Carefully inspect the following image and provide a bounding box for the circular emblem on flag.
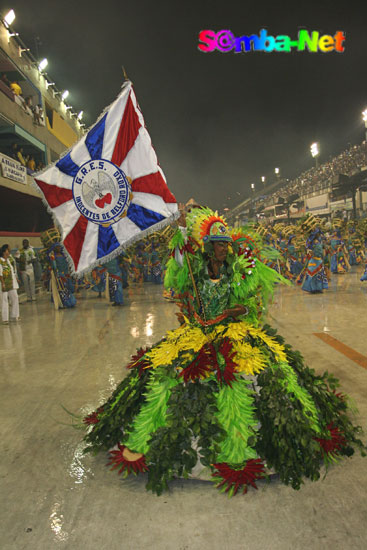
[72,159,131,225]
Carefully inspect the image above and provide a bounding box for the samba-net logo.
[198,29,346,53]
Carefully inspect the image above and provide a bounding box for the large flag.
[34,81,178,274]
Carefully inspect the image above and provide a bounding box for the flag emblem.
[73,159,131,225]
[34,81,178,274]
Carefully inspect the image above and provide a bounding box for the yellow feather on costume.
[145,320,286,371]
[246,326,287,362]
[222,322,287,362]
[232,342,267,375]
[146,325,207,368]
[222,322,250,342]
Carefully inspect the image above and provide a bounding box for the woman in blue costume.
[79,207,365,497]
[330,232,346,274]
[335,231,350,274]
[134,244,148,283]
[49,245,77,308]
[347,233,357,266]
[105,257,124,306]
[286,236,303,279]
[302,242,328,294]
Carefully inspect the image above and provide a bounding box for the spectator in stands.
[15,239,37,302]
[10,80,22,96]
[11,143,18,161]
[33,104,43,125]
[0,244,20,324]
[24,96,34,116]
[258,142,367,213]
[27,156,36,171]
[37,105,44,125]
[16,146,26,167]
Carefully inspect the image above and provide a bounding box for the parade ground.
[1,268,367,550]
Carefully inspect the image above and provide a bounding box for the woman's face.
[3,247,10,259]
[213,241,229,262]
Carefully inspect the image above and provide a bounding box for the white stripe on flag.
[36,165,73,190]
[53,200,81,239]
[77,222,99,273]
[165,203,178,215]
[131,192,176,218]
[70,137,91,168]
[120,127,159,181]
[102,83,131,161]
[112,216,142,244]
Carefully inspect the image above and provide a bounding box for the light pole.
[261,176,266,187]
[310,142,320,168]
[251,183,255,193]
[275,167,280,178]
[362,109,367,142]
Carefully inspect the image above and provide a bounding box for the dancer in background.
[302,242,328,294]
[0,244,20,324]
[48,245,77,309]
[15,239,36,301]
[91,265,106,298]
[105,257,124,306]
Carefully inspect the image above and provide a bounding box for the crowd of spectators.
[1,73,45,127]
[261,142,367,208]
[8,143,45,173]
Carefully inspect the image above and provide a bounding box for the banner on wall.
[0,153,27,184]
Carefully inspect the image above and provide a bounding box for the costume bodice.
[197,269,231,320]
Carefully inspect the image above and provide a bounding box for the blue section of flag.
[56,153,80,178]
[97,225,120,259]
[127,203,165,230]
[85,113,107,160]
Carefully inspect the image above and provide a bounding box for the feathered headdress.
[186,207,231,245]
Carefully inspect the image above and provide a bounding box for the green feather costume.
[82,207,365,496]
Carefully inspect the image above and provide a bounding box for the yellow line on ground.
[313,333,367,370]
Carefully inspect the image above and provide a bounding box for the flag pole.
[121,66,129,81]
[184,251,201,311]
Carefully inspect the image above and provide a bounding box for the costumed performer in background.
[0,244,20,324]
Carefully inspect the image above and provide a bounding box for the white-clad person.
[15,239,36,301]
[0,244,20,324]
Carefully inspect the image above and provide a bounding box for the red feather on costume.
[107,443,149,475]
[212,459,266,495]
[83,406,104,426]
[179,345,214,383]
[126,347,150,376]
[200,215,228,240]
[315,423,346,454]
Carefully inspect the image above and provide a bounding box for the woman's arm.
[222,305,249,319]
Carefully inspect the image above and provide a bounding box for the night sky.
[4,0,367,209]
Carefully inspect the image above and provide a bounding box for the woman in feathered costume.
[81,207,365,496]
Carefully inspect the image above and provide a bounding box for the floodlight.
[4,9,15,27]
